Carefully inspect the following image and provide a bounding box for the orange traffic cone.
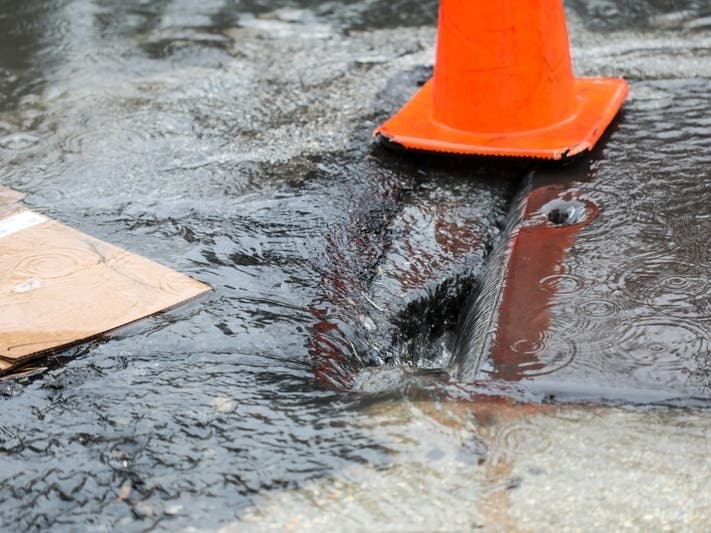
[374,0,629,160]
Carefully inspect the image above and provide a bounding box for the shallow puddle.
[1,0,710,530]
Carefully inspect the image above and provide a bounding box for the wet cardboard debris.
[0,187,210,376]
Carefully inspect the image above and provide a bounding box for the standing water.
[1,0,710,530]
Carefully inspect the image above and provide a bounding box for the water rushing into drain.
[452,176,534,381]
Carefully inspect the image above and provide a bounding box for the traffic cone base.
[375,76,629,160]
[375,0,629,160]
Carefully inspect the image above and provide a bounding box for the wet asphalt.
[1,1,710,530]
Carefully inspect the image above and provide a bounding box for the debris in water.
[0,188,210,377]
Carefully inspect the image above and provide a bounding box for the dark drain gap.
[393,274,479,369]
[545,200,586,226]
[359,170,532,378]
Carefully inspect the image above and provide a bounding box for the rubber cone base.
[375,77,629,160]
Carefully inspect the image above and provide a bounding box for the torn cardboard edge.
[0,186,211,377]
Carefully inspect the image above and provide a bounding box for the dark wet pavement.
[1,0,710,530]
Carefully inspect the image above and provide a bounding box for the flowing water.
[1,0,710,530]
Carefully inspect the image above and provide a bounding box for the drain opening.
[527,194,599,229]
[545,199,588,226]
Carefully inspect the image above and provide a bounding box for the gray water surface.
[1,1,710,530]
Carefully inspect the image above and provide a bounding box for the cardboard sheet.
[0,188,210,376]
[0,185,25,205]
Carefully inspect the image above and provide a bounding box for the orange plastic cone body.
[374,0,629,159]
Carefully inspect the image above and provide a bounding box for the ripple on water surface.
[455,78,711,402]
[1,1,711,531]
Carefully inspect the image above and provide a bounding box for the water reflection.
[455,78,711,402]
[478,186,599,381]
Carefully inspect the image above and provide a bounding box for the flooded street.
[1,0,710,530]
